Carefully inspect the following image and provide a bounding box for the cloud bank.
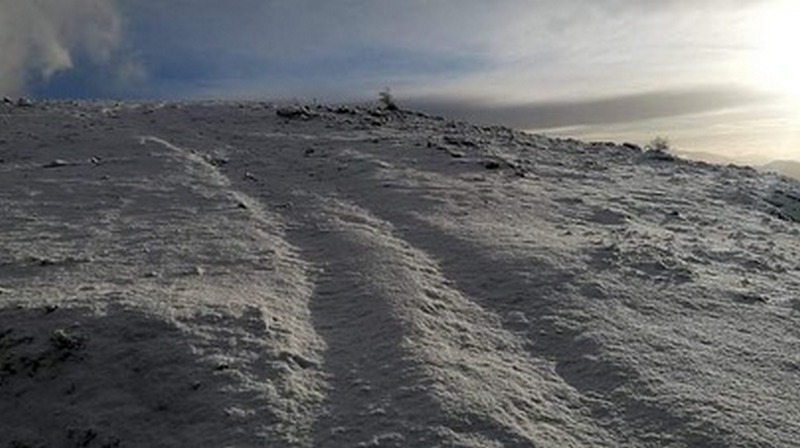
[408,86,777,129]
[0,0,123,95]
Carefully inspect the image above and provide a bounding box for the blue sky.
[1,0,798,163]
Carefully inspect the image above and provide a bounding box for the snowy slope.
[1,100,799,448]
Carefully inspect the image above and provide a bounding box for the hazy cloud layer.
[0,0,124,95]
[408,86,777,129]
[115,0,764,101]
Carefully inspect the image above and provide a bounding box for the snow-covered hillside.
[1,100,799,447]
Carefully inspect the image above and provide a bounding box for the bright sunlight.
[750,1,800,100]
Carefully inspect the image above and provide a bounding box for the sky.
[1,0,798,164]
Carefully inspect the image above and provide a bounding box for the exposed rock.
[276,105,316,119]
[42,159,70,168]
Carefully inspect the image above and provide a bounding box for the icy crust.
[1,100,799,447]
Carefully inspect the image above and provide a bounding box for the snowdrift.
[1,100,799,447]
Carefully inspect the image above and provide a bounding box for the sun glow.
[750,2,800,101]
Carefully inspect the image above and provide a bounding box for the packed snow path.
[1,101,799,447]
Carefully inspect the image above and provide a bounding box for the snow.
[1,100,799,447]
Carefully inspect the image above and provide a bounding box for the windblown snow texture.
[1,100,799,447]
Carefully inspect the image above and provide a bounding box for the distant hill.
[761,159,800,180]
[674,150,800,181]
[672,149,739,166]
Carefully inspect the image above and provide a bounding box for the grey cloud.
[0,0,123,95]
[122,1,506,57]
[408,86,776,129]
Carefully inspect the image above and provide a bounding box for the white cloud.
[0,0,123,95]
